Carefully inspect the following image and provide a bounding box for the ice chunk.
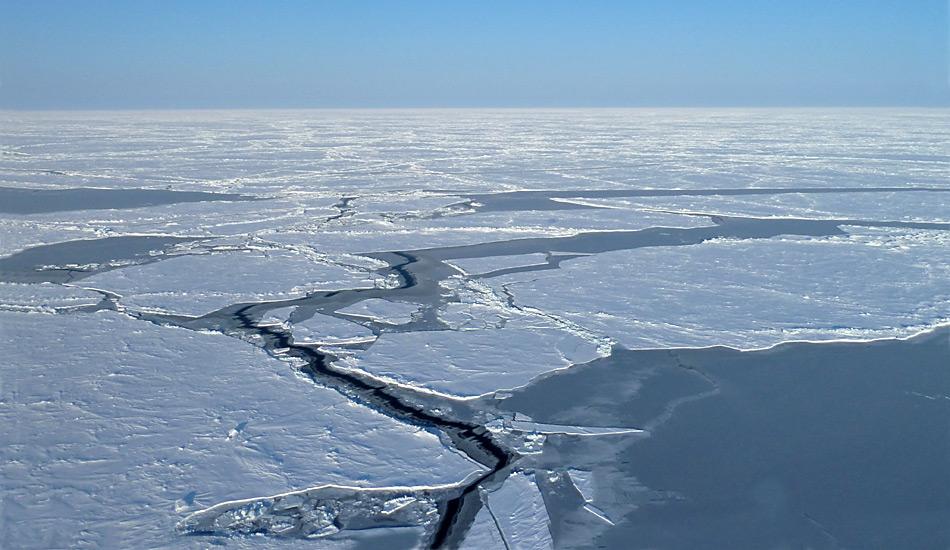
[460,499,509,549]
[290,312,375,345]
[447,253,549,276]
[568,469,595,503]
[350,327,603,397]
[486,472,554,549]
[178,483,449,541]
[336,298,422,325]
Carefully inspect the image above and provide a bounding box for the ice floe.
[335,298,422,325]
[486,472,554,549]
[80,249,382,316]
[348,327,604,397]
[0,310,482,548]
[484,231,950,350]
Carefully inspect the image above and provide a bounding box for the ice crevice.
[123,240,651,546]
[167,295,646,547]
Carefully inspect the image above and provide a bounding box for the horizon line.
[2,104,949,113]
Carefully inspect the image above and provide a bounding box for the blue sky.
[1,0,948,108]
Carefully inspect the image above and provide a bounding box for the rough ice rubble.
[437,274,539,331]
[0,310,482,549]
[484,230,950,350]
[177,483,452,541]
[80,249,382,316]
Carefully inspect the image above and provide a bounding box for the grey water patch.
[494,328,950,549]
[407,217,848,263]
[489,350,713,429]
[435,187,950,214]
[386,215,950,285]
[0,235,210,283]
[0,186,260,214]
[474,254,588,280]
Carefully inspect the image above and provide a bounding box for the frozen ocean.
[1,109,948,549]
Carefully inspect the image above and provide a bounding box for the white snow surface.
[0,310,482,549]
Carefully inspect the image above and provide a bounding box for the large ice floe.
[481,227,950,350]
[0,310,481,548]
[1,109,949,548]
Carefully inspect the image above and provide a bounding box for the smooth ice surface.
[487,231,950,349]
[335,298,422,325]
[460,503,509,549]
[290,312,375,345]
[486,472,554,549]
[349,327,603,397]
[81,250,381,316]
[568,469,596,503]
[0,310,482,549]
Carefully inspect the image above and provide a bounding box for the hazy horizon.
[2,1,948,109]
